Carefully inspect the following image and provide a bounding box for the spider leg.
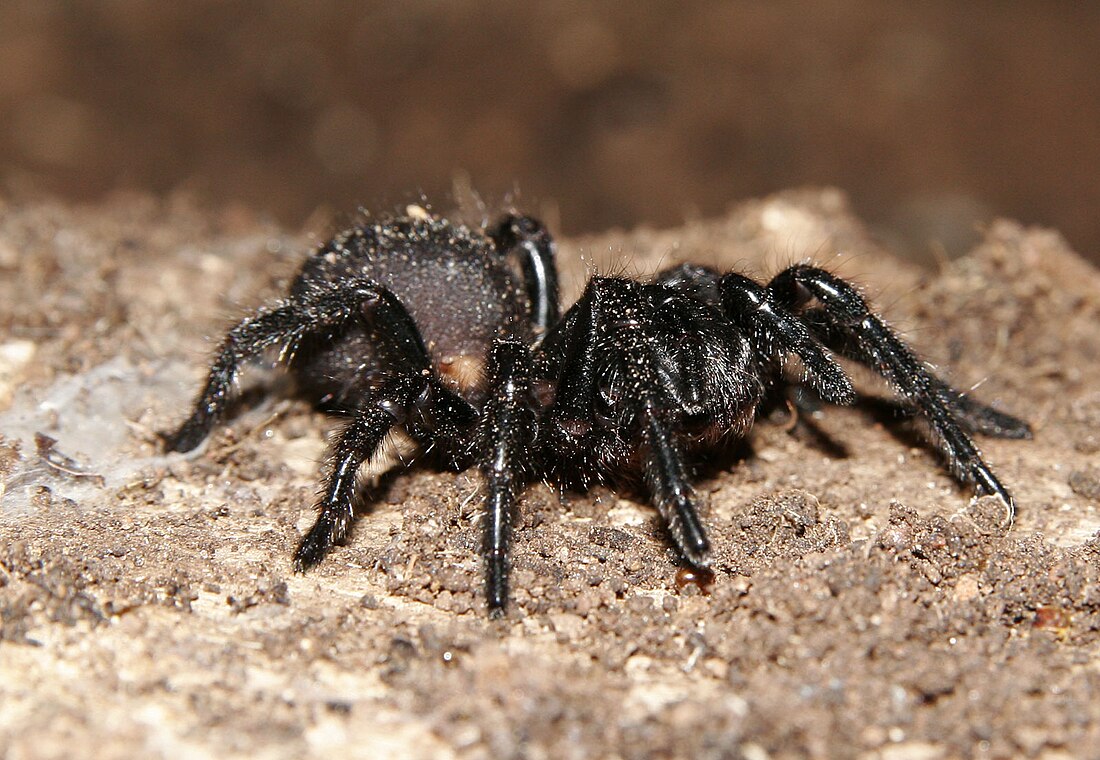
[164,279,397,452]
[767,264,1020,507]
[641,404,711,567]
[655,264,854,404]
[769,290,1030,440]
[295,290,479,570]
[479,339,537,616]
[543,277,714,567]
[488,214,560,336]
[293,375,424,570]
[535,285,601,416]
[798,310,1032,440]
[717,272,856,405]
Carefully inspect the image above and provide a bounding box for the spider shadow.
[690,392,941,491]
[854,395,937,451]
[192,376,289,445]
[777,409,852,461]
[344,470,406,544]
[228,384,281,420]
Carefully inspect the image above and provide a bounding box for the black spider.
[164,209,1031,616]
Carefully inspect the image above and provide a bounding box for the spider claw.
[972,464,1014,506]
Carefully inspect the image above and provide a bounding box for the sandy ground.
[2,189,1100,759]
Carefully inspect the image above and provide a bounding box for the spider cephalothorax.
[165,209,1030,616]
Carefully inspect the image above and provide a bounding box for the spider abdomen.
[290,215,532,408]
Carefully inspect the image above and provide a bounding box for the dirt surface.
[2,189,1100,759]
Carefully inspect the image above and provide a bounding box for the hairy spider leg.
[717,272,855,405]
[651,265,858,562]
[539,278,714,567]
[767,265,1020,508]
[640,404,711,565]
[479,339,537,615]
[293,374,423,570]
[476,215,562,613]
[294,286,478,569]
[164,279,399,453]
[657,264,856,405]
[488,215,561,336]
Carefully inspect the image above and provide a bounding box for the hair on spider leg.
[164,208,1030,616]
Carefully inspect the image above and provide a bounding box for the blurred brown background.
[1,0,1098,262]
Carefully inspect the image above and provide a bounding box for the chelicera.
[165,208,1030,616]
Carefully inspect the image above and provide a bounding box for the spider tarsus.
[485,552,509,616]
[678,528,711,567]
[810,362,857,407]
[293,524,332,573]
[667,495,711,566]
[972,463,1014,507]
